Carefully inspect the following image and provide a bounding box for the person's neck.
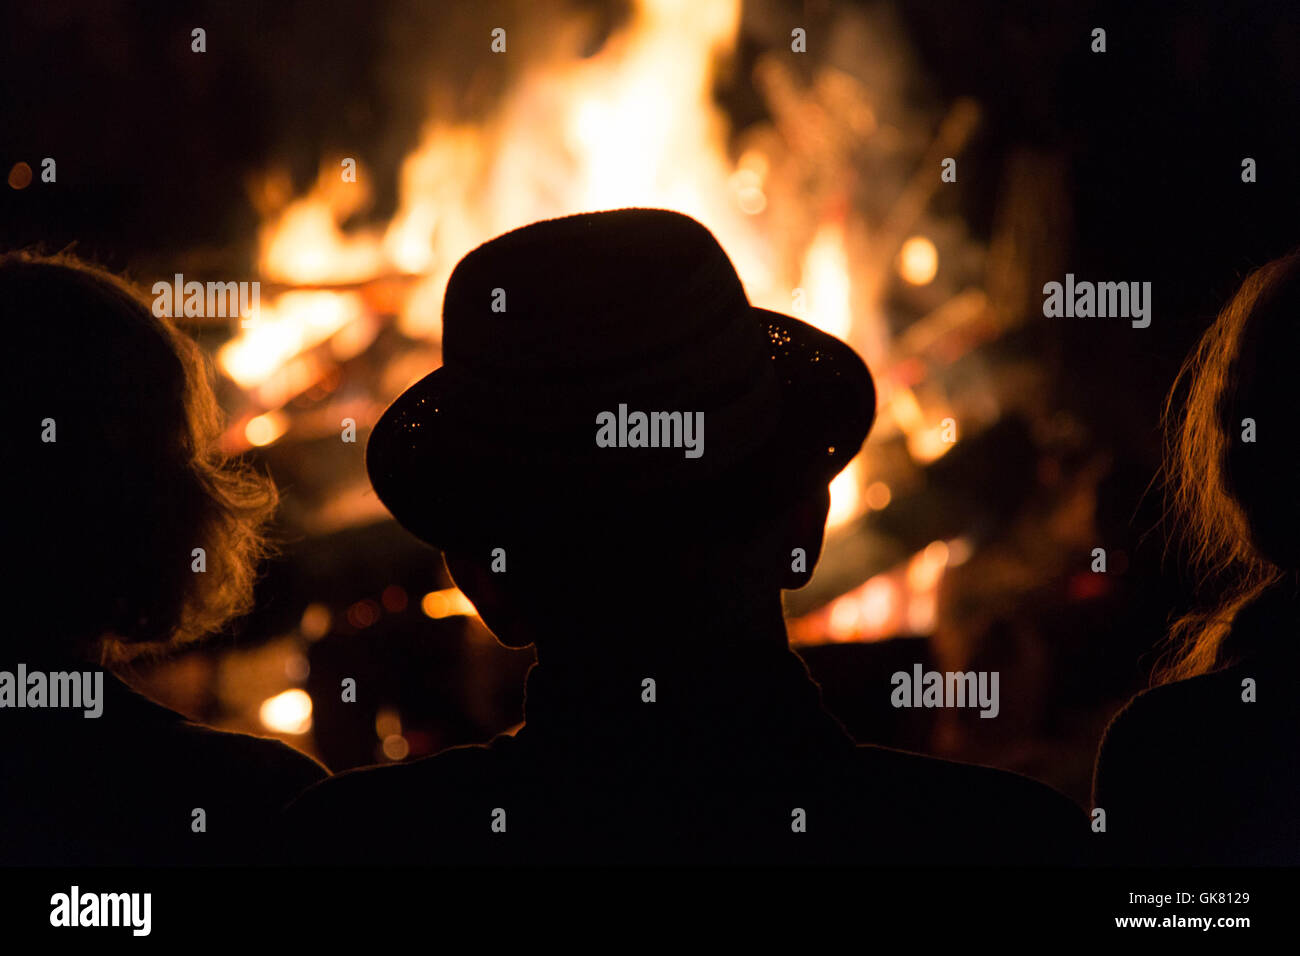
[531,590,793,683]
[514,589,851,760]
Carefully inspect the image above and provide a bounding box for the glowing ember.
[897,235,938,285]
[299,603,332,640]
[244,410,289,448]
[791,539,969,644]
[421,588,478,620]
[906,540,950,591]
[259,688,313,734]
[864,481,892,510]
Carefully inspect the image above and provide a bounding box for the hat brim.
[366,307,875,551]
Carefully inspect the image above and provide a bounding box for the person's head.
[1,251,277,663]
[442,484,832,654]
[1160,249,1300,681]
[365,209,876,661]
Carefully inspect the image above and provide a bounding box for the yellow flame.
[827,457,863,530]
[886,384,957,464]
[218,291,363,389]
[906,421,957,463]
[241,0,916,534]
[245,0,794,383]
[260,162,386,285]
[802,536,953,644]
[259,689,312,734]
[888,385,925,432]
[800,222,853,341]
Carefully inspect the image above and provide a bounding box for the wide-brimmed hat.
[366,208,875,552]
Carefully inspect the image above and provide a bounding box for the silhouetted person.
[1093,251,1300,865]
[286,210,1085,864]
[0,252,325,865]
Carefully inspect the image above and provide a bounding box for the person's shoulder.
[1092,659,1300,863]
[843,743,1086,863]
[108,677,327,800]
[287,738,509,816]
[1094,655,1298,804]
[1111,666,1244,725]
[1092,666,1257,839]
[1096,662,1266,775]
[853,743,1079,815]
[174,720,328,795]
[282,738,511,863]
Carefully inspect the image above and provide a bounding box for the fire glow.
[790,539,971,645]
[220,0,997,642]
[259,688,313,735]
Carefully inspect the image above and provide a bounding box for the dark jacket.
[0,668,327,865]
[286,650,1085,864]
[1092,599,1300,865]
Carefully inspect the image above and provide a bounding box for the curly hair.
[1157,250,1300,683]
[1,250,277,662]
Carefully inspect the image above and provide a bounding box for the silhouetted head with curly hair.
[1,251,276,664]
[1161,250,1300,681]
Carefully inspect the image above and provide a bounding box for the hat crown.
[442,209,754,384]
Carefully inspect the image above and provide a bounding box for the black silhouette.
[1094,251,1300,864]
[0,252,325,865]
[285,210,1085,864]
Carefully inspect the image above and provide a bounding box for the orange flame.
[236,0,972,531]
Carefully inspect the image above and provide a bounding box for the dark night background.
[2,0,1297,808]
